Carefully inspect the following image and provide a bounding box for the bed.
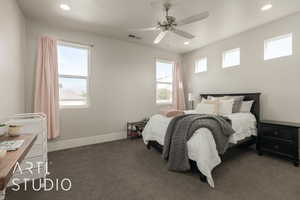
[142,93,261,188]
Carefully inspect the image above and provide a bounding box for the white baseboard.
[48,131,127,152]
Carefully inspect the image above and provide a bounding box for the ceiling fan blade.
[171,28,194,39]
[154,31,167,44]
[130,27,159,32]
[177,11,209,26]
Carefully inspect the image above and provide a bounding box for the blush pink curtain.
[34,36,60,140]
[173,62,186,110]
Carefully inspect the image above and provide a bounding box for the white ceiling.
[17,0,300,54]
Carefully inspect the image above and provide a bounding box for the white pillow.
[239,100,254,113]
[195,103,217,114]
[201,98,219,114]
[219,99,234,115]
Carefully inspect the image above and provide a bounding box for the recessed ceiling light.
[261,4,272,11]
[60,4,71,11]
[184,41,190,45]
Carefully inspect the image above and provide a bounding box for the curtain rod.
[59,39,94,47]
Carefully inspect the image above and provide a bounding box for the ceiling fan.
[134,3,209,44]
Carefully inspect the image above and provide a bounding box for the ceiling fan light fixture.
[60,4,71,11]
[261,4,272,11]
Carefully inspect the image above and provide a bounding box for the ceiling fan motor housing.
[158,16,177,31]
[167,16,176,25]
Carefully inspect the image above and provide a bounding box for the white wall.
[0,0,26,119]
[182,13,300,123]
[25,20,181,141]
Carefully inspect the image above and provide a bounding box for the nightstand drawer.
[261,125,296,141]
[261,138,294,157]
[258,120,300,167]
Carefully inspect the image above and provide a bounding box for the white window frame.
[155,59,174,105]
[264,33,293,61]
[195,57,207,73]
[222,48,240,68]
[57,41,91,109]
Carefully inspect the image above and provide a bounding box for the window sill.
[60,105,89,110]
[264,54,292,61]
[222,64,240,69]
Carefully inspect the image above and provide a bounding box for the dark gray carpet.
[7,139,300,200]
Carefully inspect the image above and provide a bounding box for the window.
[195,57,207,73]
[57,42,90,108]
[264,33,293,60]
[156,59,174,104]
[222,48,240,68]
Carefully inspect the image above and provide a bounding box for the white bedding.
[142,112,257,188]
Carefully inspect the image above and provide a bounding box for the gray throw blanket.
[162,114,235,171]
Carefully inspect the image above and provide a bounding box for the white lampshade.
[188,93,195,101]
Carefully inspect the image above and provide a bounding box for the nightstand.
[127,119,149,139]
[258,120,300,167]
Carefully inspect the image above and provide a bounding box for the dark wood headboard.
[200,93,261,122]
